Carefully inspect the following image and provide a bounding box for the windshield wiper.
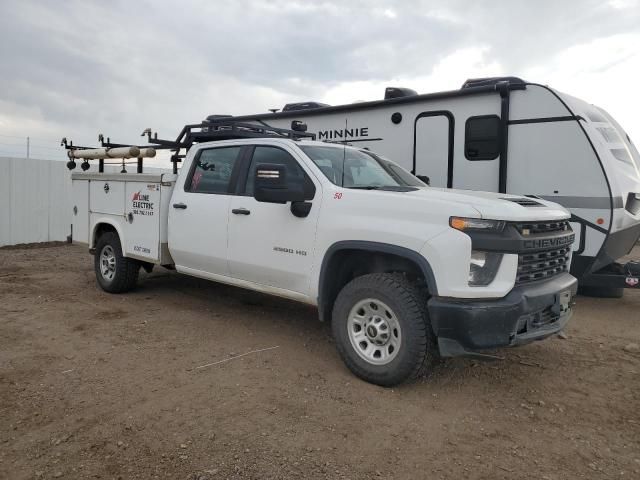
[347,185,383,190]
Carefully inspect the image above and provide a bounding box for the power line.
[0,133,62,141]
[0,133,27,139]
[0,139,61,148]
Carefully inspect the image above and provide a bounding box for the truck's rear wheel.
[94,232,139,293]
[331,273,436,386]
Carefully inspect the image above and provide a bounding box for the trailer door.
[414,112,453,188]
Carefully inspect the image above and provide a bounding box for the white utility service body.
[71,136,577,385]
[221,77,640,293]
[72,173,177,266]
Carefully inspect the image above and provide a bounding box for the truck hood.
[406,187,571,221]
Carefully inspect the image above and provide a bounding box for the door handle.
[173,203,187,209]
[232,208,251,215]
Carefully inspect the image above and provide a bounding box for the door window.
[465,115,501,160]
[244,146,315,199]
[186,146,242,194]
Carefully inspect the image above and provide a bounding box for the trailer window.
[187,146,242,194]
[611,148,634,166]
[465,115,500,161]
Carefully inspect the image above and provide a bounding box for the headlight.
[468,250,503,286]
[450,217,505,232]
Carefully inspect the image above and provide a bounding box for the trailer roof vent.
[202,114,234,132]
[384,87,418,100]
[461,77,526,90]
[282,102,330,112]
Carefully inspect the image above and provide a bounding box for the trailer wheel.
[94,232,139,293]
[331,273,437,387]
[578,285,624,298]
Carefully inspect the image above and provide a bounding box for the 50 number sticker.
[334,192,343,200]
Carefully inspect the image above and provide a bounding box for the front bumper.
[428,273,578,357]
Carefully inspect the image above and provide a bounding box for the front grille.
[516,306,560,334]
[534,307,560,327]
[517,246,571,285]
[514,220,570,235]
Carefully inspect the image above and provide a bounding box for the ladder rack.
[62,119,315,174]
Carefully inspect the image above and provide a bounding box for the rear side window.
[465,115,501,160]
[244,146,315,199]
[187,146,242,194]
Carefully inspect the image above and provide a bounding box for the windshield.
[299,145,425,188]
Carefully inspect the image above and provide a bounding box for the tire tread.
[94,232,139,293]
[332,273,437,386]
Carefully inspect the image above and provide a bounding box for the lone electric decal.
[131,191,155,216]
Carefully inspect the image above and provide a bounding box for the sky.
[0,0,639,162]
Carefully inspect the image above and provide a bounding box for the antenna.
[341,118,347,187]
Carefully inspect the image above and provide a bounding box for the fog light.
[469,250,503,286]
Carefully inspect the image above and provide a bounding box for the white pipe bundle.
[68,146,156,160]
[137,148,156,158]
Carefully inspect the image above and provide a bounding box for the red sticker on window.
[191,171,203,191]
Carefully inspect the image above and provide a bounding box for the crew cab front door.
[227,145,320,295]
[168,145,245,276]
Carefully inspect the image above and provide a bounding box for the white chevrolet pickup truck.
[70,136,577,386]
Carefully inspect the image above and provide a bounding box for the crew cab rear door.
[168,145,245,275]
[227,145,321,295]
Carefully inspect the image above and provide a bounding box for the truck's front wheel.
[94,232,139,293]
[332,273,436,386]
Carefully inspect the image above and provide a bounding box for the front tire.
[331,273,437,386]
[94,232,140,293]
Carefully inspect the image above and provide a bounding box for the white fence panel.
[0,157,73,247]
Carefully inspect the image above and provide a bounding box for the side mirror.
[291,120,308,132]
[416,174,430,185]
[254,163,306,204]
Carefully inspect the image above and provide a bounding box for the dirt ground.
[1,244,639,480]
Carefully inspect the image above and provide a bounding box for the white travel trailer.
[209,77,640,295]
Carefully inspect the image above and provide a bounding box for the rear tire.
[94,232,140,293]
[331,273,437,387]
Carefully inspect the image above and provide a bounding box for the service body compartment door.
[414,112,453,188]
[90,179,125,215]
[123,181,162,262]
[71,179,89,244]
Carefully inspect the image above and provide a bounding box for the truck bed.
[71,172,177,265]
